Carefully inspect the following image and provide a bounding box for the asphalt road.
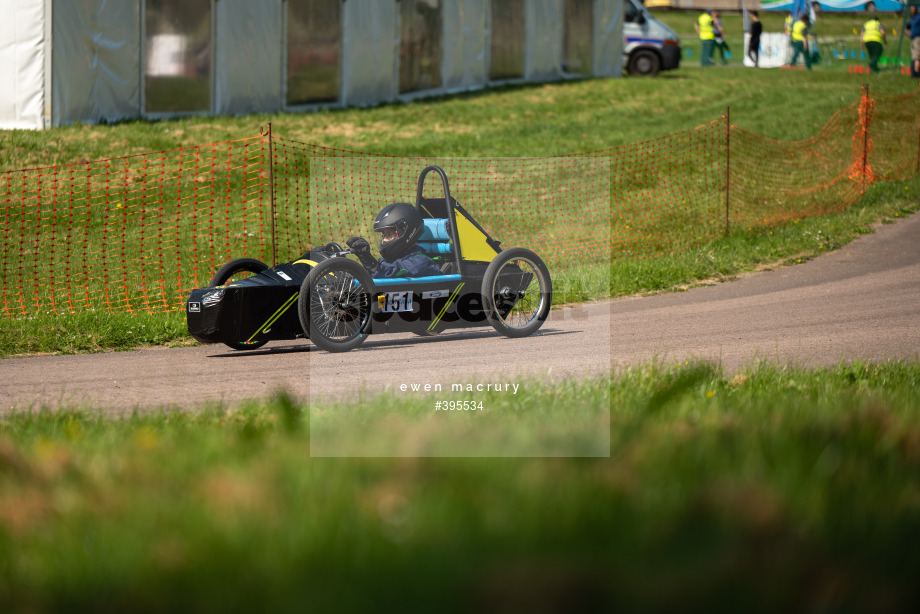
[1,212,918,414]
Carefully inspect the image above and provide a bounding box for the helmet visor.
[376,227,399,244]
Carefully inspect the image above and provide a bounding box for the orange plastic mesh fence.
[1,137,269,317]
[607,120,726,257]
[730,101,864,230]
[1,88,918,318]
[867,90,920,183]
[270,141,613,267]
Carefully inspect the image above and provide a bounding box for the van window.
[145,0,212,113]
[563,0,593,75]
[490,0,525,80]
[286,0,341,105]
[624,1,641,24]
[399,0,442,93]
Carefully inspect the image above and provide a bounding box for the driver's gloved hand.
[346,236,377,270]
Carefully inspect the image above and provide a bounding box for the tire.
[482,248,552,338]
[298,257,372,353]
[209,258,269,287]
[628,49,660,77]
[209,258,270,351]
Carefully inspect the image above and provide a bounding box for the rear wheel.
[482,248,552,338]
[210,258,270,351]
[628,49,661,76]
[209,258,268,287]
[298,258,373,353]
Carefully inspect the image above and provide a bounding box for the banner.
[743,32,791,68]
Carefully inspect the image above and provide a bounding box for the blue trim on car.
[626,37,665,45]
[373,274,463,286]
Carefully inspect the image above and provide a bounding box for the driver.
[346,203,441,279]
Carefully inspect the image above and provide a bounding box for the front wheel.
[482,248,552,338]
[298,258,373,353]
[210,257,270,351]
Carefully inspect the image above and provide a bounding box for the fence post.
[860,84,870,195]
[266,122,277,266]
[725,106,731,235]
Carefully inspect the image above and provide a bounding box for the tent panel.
[564,0,594,75]
[0,0,45,130]
[341,0,397,106]
[53,0,140,125]
[144,0,211,114]
[398,0,443,94]
[215,0,283,115]
[489,0,525,80]
[286,0,342,106]
[442,0,487,92]
[526,0,563,80]
[594,0,624,77]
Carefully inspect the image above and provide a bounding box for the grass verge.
[2,42,916,171]
[1,361,919,611]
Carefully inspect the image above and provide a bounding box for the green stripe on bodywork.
[428,283,464,332]
[247,292,298,343]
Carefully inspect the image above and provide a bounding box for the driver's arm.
[346,237,379,273]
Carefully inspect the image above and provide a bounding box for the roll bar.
[415,165,463,275]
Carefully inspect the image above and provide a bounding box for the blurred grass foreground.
[1,362,919,611]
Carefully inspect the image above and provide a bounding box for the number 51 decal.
[380,291,413,313]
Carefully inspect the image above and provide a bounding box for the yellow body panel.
[455,213,499,262]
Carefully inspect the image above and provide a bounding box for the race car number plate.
[381,291,413,313]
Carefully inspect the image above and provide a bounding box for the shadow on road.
[205,327,578,358]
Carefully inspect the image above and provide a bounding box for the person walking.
[861,15,886,74]
[712,10,731,64]
[908,5,920,77]
[787,14,811,70]
[695,10,716,67]
[748,11,763,67]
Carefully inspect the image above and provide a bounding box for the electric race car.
[186,166,552,353]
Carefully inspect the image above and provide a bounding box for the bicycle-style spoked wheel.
[298,258,373,352]
[482,248,552,338]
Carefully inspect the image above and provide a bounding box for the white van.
[623,0,682,76]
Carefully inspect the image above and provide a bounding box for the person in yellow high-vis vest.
[862,16,887,74]
[787,14,811,70]
[695,10,716,67]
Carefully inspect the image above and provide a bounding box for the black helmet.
[373,202,424,261]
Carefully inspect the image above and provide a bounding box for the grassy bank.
[1,361,919,611]
[3,49,916,172]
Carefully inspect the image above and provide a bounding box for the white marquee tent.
[1,0,624,130]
